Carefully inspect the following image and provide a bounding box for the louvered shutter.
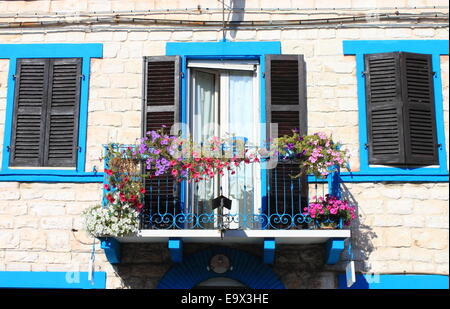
[9,59,49,167]
[142,56,181,228]
[265,55,308,224]
[44,58,81,167]
[365,52,406,164]
[365,52,438,166]
[265,54,307,137]
[401,52,438,165]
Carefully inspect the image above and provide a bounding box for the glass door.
[188,61,260,229]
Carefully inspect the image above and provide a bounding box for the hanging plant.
[266,129,350,178]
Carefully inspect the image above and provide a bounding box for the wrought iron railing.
[102,144,343,231]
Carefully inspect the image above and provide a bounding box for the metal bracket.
[325,238,345,264]
[263,238,276,264]
[168,238,183,263]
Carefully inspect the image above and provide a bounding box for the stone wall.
[0,0,448,288]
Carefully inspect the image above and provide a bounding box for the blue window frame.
[342,40,449,182]
[166,40,281,216]
[0,44,103,182]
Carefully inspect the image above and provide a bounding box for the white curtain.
[193,71,216,226]
[228,71,255,226]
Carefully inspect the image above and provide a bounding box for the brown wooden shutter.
[401,52,438,165]
[142,56,181,135]
[142,56,181,228]
[44,58,82,167]
[265,55,308,223]
[365,52,438,166]
[265,54,307,137]
[9,58,49,167]
[365,52,406,165]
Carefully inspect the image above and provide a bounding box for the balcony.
[98,136,352,264]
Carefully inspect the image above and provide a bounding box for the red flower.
[123,177,129,182]
[119,193,126,202]
[140,187,146,194]
[103,184,111,191]
[105,169,113,176]
[106,194,115,203]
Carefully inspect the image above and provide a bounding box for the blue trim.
[0,44,103,59]
[0,271,106,289]
[157,246,284,289]
[167,41,281,57]
[263,238,276,264]
[0,172,103,183]
[100,237,121,264]
[325,238,346,265]
[168,238,183,263]
[0,44,103,182]
[166,41,281,218]
[338,274,449,289]
[343,40,449,178]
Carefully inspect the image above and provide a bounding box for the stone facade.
[0,0,448,288]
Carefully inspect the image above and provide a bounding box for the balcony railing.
[102,144,343,231]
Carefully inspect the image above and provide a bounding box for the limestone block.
[385,199,414,215]
[384,229,412,247]
[38,252,72,264]
[128,31,149,41]
[40,217,73,230]
[18,228,46,250]
[0,216,14,229]
[75,190,102,202]
[0,230,20,249]
[5,251,38,263]
[113,32,128,42]
[89,112,122,127]
[43,190,76,201]
[29,202,65,217]
[20,189,44,200]
[372,215,403,227]
[14,217,39,229]
[148,31,172,41]
[413,229,449,250]
[425,215,449,229]
[47,231,71,252]
[0,190,20,200]
[403,216,425,228]
[6,263,32,271]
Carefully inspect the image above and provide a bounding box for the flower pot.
[317,221,338,229]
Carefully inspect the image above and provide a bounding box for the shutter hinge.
[180,72,184,79]
[362,71,368,77]
[6,145,12,152]
[80,74,85,81]
[77,146,82,152]
[262,72,266,78]
[432,71,437,78]
[12,74,16,80]
[364,143,369,150]
[437,143,442,149]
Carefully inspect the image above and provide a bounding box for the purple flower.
[287,143,294,150]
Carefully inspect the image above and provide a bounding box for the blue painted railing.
[103,145,343,230]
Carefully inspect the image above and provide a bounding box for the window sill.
[0,170,104,182]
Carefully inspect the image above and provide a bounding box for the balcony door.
[187,60,261,229]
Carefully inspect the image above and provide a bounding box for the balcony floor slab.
[115,229,351,244]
